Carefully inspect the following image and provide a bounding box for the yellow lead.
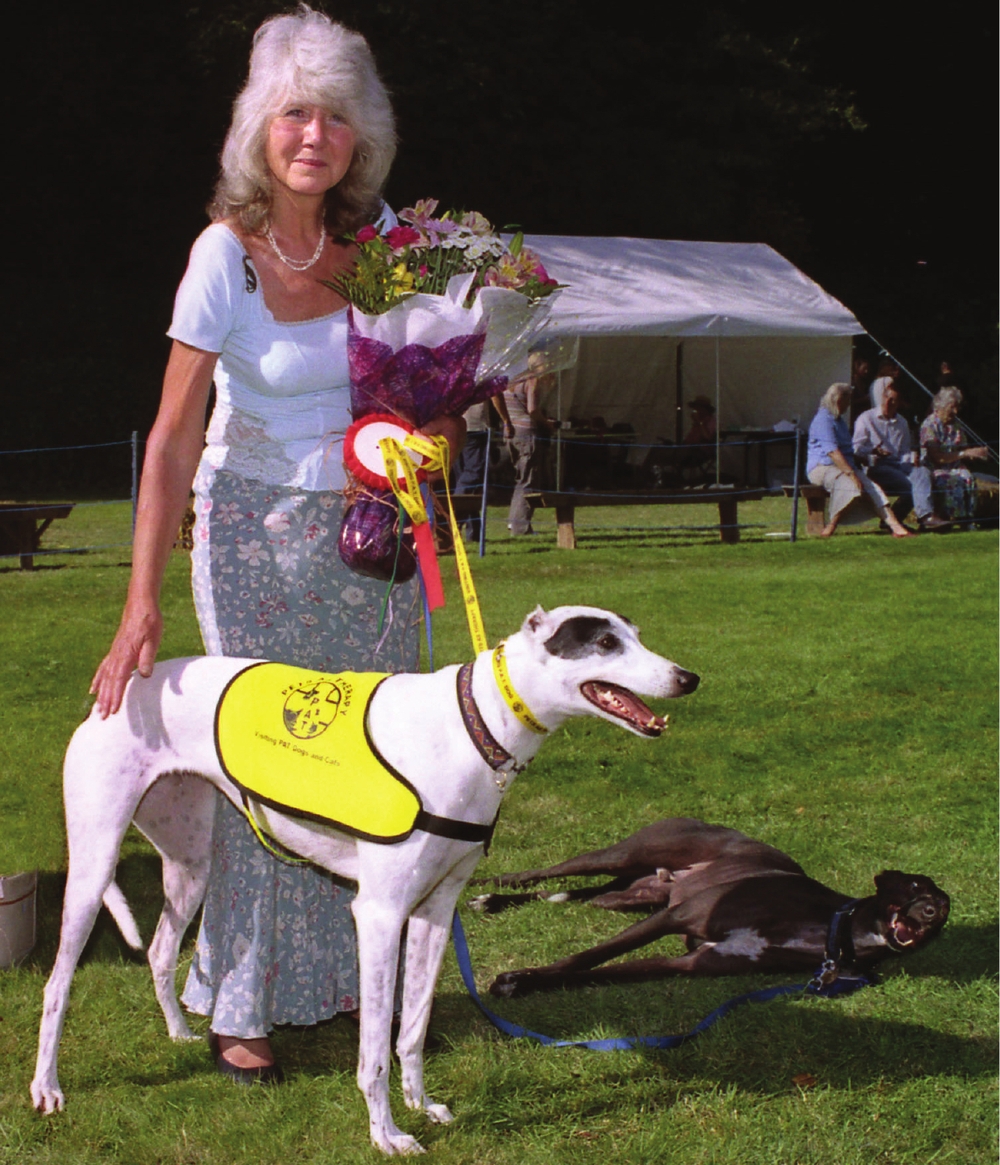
[491,641,548,734]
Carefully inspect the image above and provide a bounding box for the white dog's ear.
[523,605,548,636]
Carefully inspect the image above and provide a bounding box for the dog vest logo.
[283,679,343,739]
[214,663,422,843]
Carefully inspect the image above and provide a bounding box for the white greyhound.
[32,605,698,1155]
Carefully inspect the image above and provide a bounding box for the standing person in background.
[848,355,872,427]
[453,395,510,542]
[934,359,960,390]
[806,383,915,538]
[503,352,555,535]
[90,7,463,1083]
[853,384,950,530]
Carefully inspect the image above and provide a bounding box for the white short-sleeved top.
[168,222,352,491]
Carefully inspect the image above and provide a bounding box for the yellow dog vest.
[214,662,496,848]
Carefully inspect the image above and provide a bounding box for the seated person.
[679,396,718,481]
[807,383,914,538]
[684,396,717,448]
[919,387,994,524]
[853,384,949,530]
[868,358,900,410]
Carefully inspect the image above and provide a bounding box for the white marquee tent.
[524,236,865,445]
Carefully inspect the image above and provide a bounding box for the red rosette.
[343,414,427,490]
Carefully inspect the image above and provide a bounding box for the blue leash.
[451,904,873,1052]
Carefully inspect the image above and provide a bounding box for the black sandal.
[208,1032,285,1086]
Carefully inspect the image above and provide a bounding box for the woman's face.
[265,102,355,199]
[836,390,852,415]
[938,399,960,423]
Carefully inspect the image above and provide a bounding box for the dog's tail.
[102,881,144,951]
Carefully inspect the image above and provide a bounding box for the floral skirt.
[181,469,420,1036]
[930,466,976,521]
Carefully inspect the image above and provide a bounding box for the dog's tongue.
[580,681,666,736]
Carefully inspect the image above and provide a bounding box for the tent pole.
[714,334,721,486]
[675,341,684,443]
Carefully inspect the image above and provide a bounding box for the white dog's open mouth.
[580,682,667,736]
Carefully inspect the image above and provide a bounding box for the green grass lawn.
[1,502,996,1164]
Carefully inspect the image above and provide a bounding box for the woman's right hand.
[90,601,164,717]
[89,340,218,718]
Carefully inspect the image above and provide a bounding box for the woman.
[91,8,462,1082]
[806,383,914,538]
[919,386,992,523]
[502,352,554,535]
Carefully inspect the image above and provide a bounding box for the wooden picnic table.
[445,488,770,548]
[536,488,770,548]
[0,502,75,569]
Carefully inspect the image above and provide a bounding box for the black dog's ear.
[874,870,906,891]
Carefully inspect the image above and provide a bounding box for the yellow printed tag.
[491,642,548,734]
[215,663,422,843]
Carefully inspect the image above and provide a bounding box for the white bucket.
[0,871,37,968]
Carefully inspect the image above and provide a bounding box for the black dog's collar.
[457,662,528,780]
[811,898,863,988]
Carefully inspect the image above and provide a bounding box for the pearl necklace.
[265,224,327,271]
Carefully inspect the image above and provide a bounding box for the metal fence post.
[789,425,801,542]
[131,431,138,536]
[477,427,491,558]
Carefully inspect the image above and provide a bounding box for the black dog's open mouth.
[580,682,666,736]
[887,909,930,948]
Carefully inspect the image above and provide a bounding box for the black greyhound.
[470,818,949,997]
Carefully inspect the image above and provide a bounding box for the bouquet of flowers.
[327,199,568,586]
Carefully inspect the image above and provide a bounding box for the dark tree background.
[6,0,995,493]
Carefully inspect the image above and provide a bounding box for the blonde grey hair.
[210,5,396,236]
[820,382,852,417]
[932,386,963,413]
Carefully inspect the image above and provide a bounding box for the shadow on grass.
[29,854,196,971]
[0,559,133,575]
[30,853,996,987]
[427,984,996,1096]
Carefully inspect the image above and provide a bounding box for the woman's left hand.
[419,415,466,479]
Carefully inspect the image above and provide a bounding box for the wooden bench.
[781,485,830,536]
[785,480,999,533]
[0,502,75,569]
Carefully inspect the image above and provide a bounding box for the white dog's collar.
[456,661,529,788]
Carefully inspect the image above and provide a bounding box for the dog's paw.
[424,1102,454,1125]
[372,1129,426,1156]
[488,971,527,998]
[466,894,492,913]
[30,1078,65,1114]
[167,1022,200,1042]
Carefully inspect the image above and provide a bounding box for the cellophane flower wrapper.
[339,272,564,581]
